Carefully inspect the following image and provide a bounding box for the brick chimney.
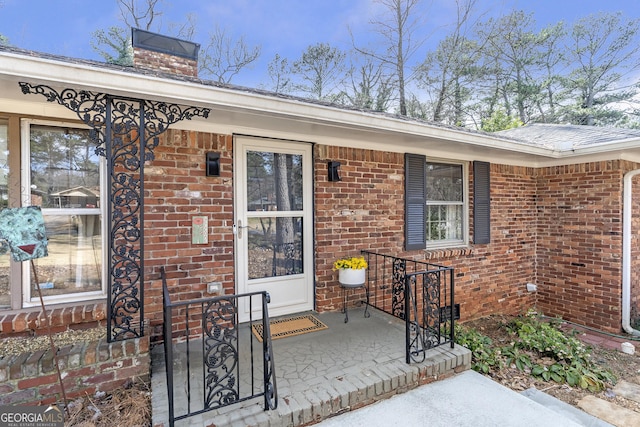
[131,28,200,77]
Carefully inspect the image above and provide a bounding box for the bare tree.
[116,0,162,30]
[199,26,261,84]
[265,54,293,94]
[292,43,346,101]
[415,0,482,124]
[353,0,426,116]
[91,0,182,65]
[345,56,394,111]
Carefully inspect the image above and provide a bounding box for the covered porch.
[151,309,471,426]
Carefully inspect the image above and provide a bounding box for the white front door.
[234,136,314,322]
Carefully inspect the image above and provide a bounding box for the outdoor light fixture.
[206,152,221,176]
[328,161,341,182]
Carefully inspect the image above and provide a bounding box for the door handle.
[234,220,249,239]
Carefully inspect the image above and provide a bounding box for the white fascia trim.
[4,51,640,164]
[1,51,555,157]
[569,139,640,156]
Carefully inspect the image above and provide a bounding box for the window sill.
[0,300,107,336]
[423,247,473,260]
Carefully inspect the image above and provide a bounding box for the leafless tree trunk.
[274,154,294,246]
[352,0,425,116]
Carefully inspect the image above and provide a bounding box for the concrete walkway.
[315,370,604,427]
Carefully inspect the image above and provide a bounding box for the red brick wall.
[0,303,106,337]
[535,161,625,333]
[133,47,198,77]
[314,145,406,312]
[143,129,234,340]
[314,145,538,322]
[462,164,538,319]
[0,336,149,406]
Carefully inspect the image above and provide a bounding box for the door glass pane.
[0,121,9,308]
[246,151,303,212]
[31,214,102,297]
[247,217,303,279]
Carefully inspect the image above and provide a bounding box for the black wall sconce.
[206,152,221,176]
[327,161,341,182]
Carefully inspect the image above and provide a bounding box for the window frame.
[425,158,469,249]
[20,118,108,307]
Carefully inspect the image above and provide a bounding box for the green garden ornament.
[0,206,48,261]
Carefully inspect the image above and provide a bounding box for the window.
[21,120,106,306]
[426,161,465,246]
[405,154,485,250]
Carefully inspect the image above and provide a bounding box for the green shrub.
[506,313,615,391]
[454,313,616,391]
[454,324,501,374]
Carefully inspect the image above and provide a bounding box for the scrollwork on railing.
[422,271,443,349]
[163,286,278,425]
[203,298,240,408]
[392,258,406,319]
[405,274,427,363]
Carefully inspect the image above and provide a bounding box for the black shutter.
[473,161,491,244]
[405,153,427,250]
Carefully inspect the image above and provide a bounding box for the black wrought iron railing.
[161,268,277,427]
[361,251,456,363]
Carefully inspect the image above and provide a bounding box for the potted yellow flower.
[333,256,368,286]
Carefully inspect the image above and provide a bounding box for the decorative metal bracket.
[20,82,210,341]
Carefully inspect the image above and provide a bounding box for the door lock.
[234,220,249,238]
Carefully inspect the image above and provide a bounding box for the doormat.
[252,314,328,342]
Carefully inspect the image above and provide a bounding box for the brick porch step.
[201,344,471,427]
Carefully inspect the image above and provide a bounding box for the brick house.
[1,31,640,403]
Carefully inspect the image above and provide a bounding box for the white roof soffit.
[2,50,640,167]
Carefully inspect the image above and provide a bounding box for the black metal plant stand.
[341,282,370,323]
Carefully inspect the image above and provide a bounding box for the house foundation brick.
[0,336,150,406]
[0,302,107,337]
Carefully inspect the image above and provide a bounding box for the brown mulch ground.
[65,378,151,427]
[463,315,640,413]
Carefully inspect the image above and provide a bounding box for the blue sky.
[1,0,638,87]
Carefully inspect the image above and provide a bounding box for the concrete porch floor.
[151,308,471,427]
